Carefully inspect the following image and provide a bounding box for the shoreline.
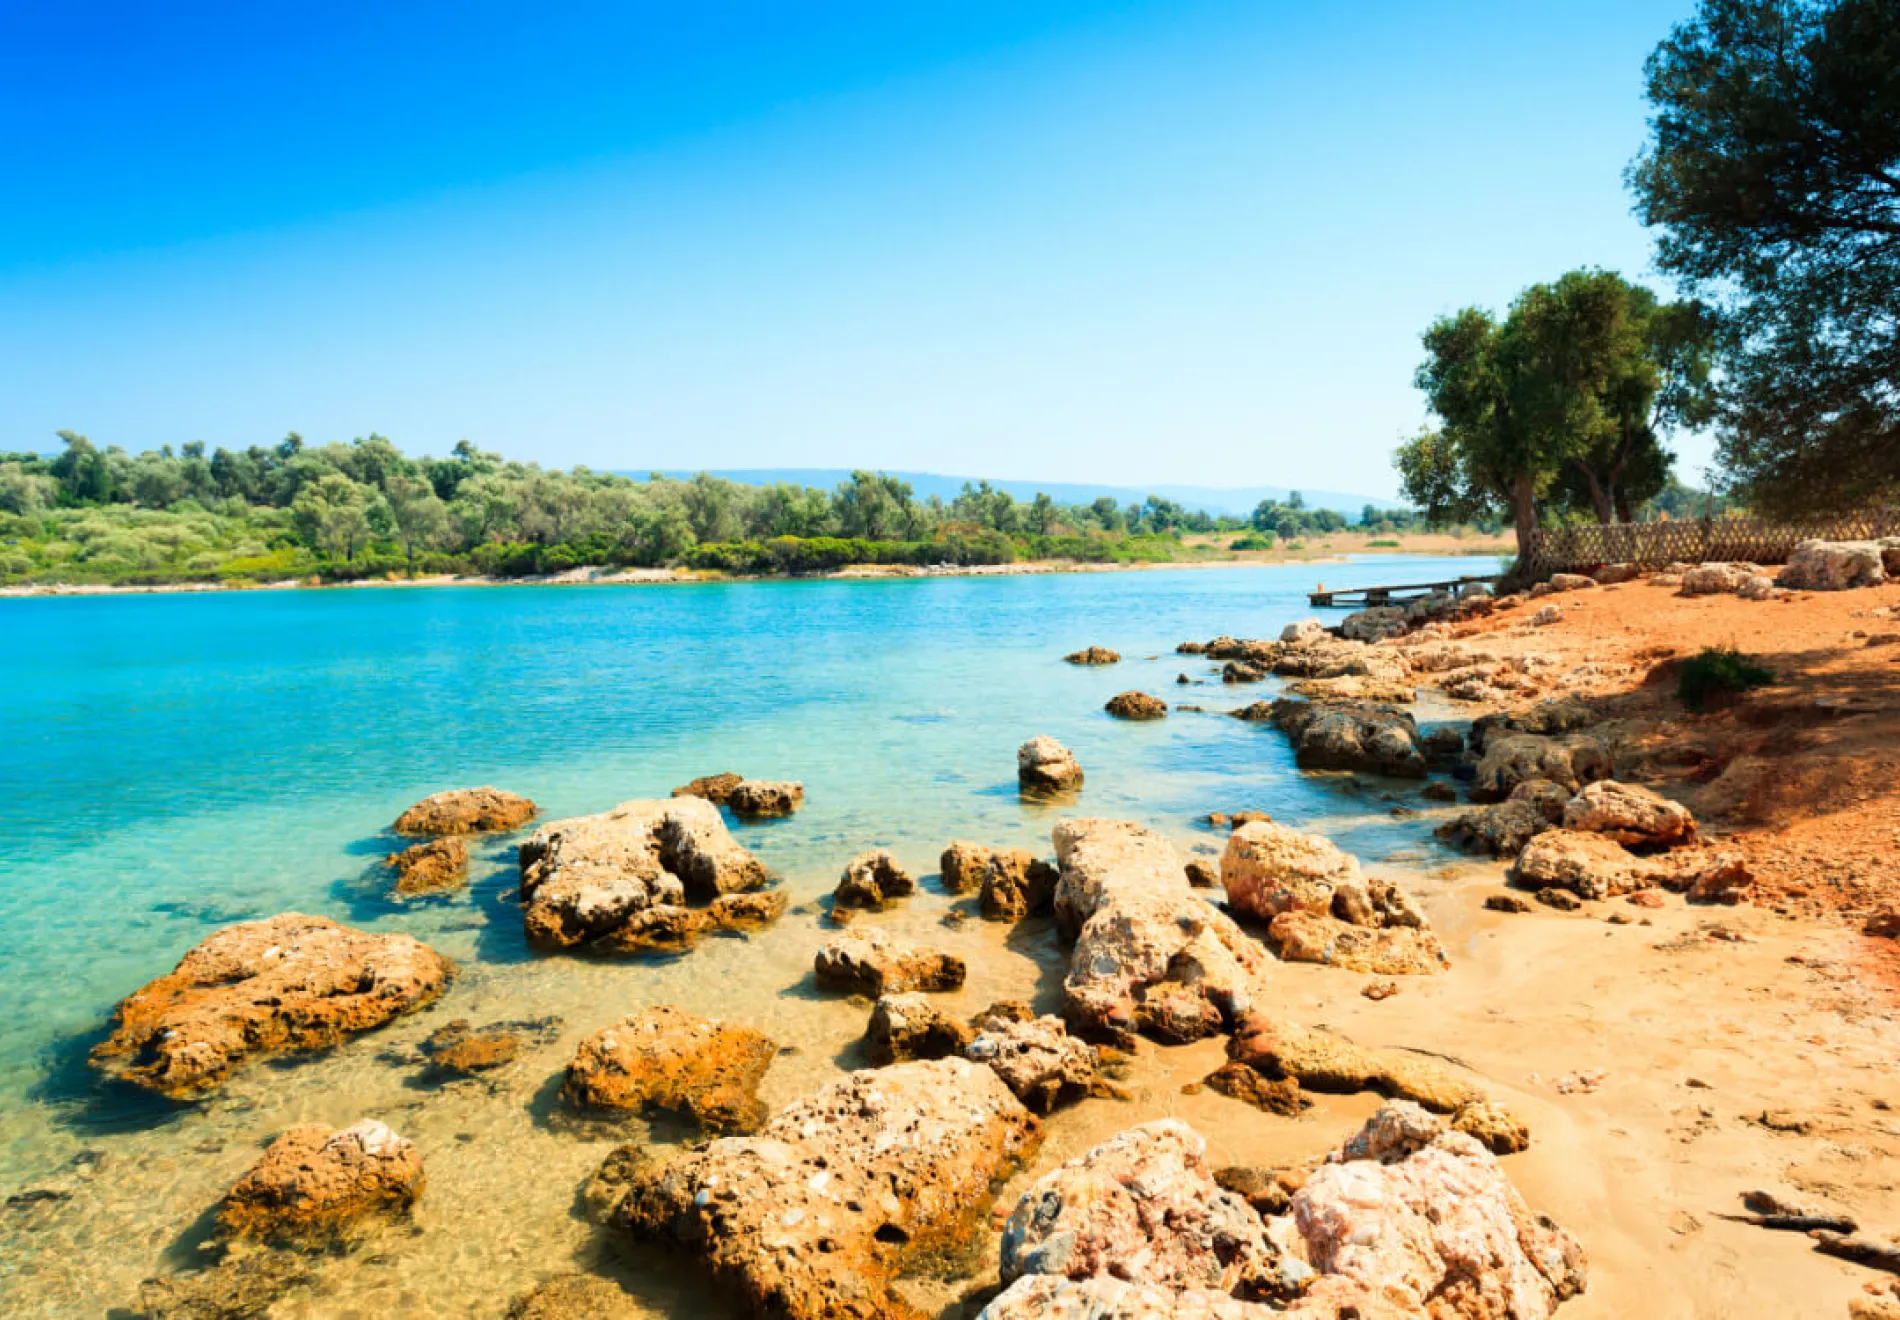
[0,547,1507,599]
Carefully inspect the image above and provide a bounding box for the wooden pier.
[1307,574,1500,608]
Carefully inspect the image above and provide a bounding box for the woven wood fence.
[1520,511,1900,579]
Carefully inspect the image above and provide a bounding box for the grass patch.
[1678,646,1775,712]
[1366,538,1401,548]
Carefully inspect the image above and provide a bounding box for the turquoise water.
[0,556,1496,1315]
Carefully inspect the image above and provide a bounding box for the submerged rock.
[814,928,966,995]
[505,1274,641,1319]
[1105,691,1168,719]
[135,1250,318,1320]
[600,1058,1039,1320]
[728,779,805,818]
[834,849,916,910]
[217,1120,423,1248]
[563,1006,777,1133]
[671,771,744,805]
[1065,646,1122,665]
[1269,700,1427,778]
[1292,1103,1585,1317]
[393,786,537,836]
[91,914,450,1100]
[1053,819,1266,1045]
[518,797,771,950]
[418,1017,559,1077]
[387,837,468,897]
[1019,736,1085,794]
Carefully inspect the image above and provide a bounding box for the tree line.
[1399,0,1897,544]
[0,434,1436,584]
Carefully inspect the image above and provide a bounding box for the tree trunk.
[1510,473,1538,562]
[1571,459,1615,524]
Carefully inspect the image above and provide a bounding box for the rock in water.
[814,928,966,995]
[1220,821,1362,920]
[671,771,744,804]
[728,779,805,818]
[1104,691,1168,719]
[91,914,450,1100]
[517,797,771,949]
[1268,700,1427,778]
[505,1274,641,1319]
[387,837,468,897]
[1053,819,1265,1045]
[998,1120,1281,1297]
[599,1058,1039,1320]
[418,1017,559,1077]
[1064,646,1122,665]
[941,840,1058,920]
[393,786,537,835]
[1292,1103,1586,1318]
[216,1120,424,1248]
[1561,780,1697,849]
[834,849,916,910]
[563,1006,777,1133]
[1019,736,1084,794]
[135,1251,318,1319]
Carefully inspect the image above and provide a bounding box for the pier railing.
[1520,510,1900,579]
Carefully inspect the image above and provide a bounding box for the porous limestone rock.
[387,836,468,897]
[1226,1015,1481,1116]
[600,1059,1039,1320]
[590,890,789,954]
[217,1120,423,1248]
[518,797,770,949]
[1472,733,1612,802]
[834,849,915,910]
[1562,780,1697,849]
[1342,607,1410,642]
[1053,819,1266,1045]
[1019,736,1085,794]
[671,771,744,804]
[418,1016,559,1078]
[1529,605,1562,626]
[1547,573,1595,592]
[393,786,537,835]
[1105,691,1169,719]
[998,1120,1280,1297]
[1220,821,1362,921]
[1511,830,1656,899]
[1434,781,1569,857]
[977,1275,1422,1319]
[1778,539,1889,591]
[1291,1103,1586,1318]
[1282,618,1330,645]
[814,928,966,995]
[135,1251,319,1319]
[91,914,450,1100]
[938,842,1057,919]
[1590,563,1639,584]
[1065,646,1122,665]
[563,1006,777,1133]
[1288,675,1418,704]
[1679,562,1754,595]
[1267,912,1448,977]
[963,1011,1103,1114]
[1269,700,1427,779]
[727,779,805,818]
[862,992,975,1065]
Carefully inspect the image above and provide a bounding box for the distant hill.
[633,468,1399,519]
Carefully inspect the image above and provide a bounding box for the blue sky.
[0,0,1703,497]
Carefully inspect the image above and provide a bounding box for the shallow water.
[0,557,1498,1317]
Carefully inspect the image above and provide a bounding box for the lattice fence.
[1520,511,1900,579]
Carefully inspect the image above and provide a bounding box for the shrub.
[1678,647,1775,712]
[1367,538,1401,548]
[1229,533,1274,551]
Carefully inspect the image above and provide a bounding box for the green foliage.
[1229,532,1275,551]
[1630,0,1900,516]
[1366,538,1402,548]
[1677,646,1775,711]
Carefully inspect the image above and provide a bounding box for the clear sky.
[0,0,1705,498]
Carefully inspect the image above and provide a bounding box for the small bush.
[1678,647,1774,712]
[1366,538,1401,548]
[1229,533,1274,551]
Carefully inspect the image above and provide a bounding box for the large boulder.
[563,1006,777,1133]
[1282,618,1331,645]
[1020,736,1085,794]
[1561,780,1697,849]
[394,786,537,835]
[1679,562,1754,596]
[1778,539,1888,591]
[1472,733,1611,802]
[387,836,468,897]
[834,849,916,910]
[1291,1103,1586,1319]
[217,1120,424,1248]
[517,798,771,949]
[1514,830,1749,902]
[728,779,805,818]
[1053,819,1266,1045]
[814,928,966,995]
[1220,821,1361,921]
[998,1120,1281,1298]
[91,914,450,1100]
[940,841,1057,919]
[1269,701,1427,779]
[599,1059,1039,1320]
